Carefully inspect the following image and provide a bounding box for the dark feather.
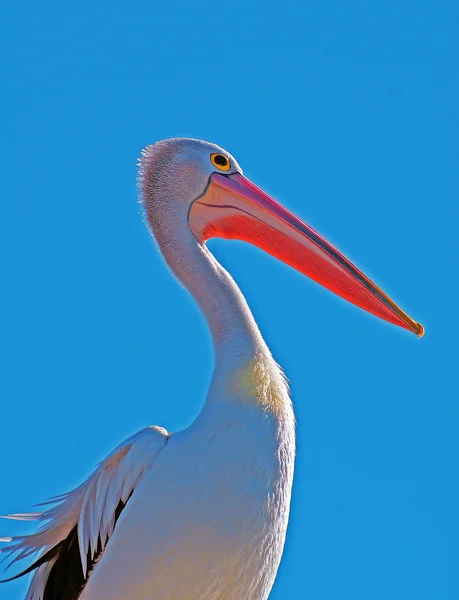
[1,499,127,600]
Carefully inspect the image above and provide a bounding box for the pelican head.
[139,137,423,336]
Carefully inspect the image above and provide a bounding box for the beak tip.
[415,322,425,338]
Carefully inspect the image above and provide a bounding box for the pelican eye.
[210,153,231,171]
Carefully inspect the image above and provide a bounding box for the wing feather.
[1,425,169,599]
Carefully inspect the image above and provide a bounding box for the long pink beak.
[188,172,423,336]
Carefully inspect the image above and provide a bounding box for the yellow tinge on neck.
[228,354,291,417]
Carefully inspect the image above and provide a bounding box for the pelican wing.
[1,425,169,600]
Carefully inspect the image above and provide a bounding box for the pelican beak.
[188,172,423,336]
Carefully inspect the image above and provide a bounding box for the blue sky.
[0,1,457,599]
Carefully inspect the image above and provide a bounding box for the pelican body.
[1,139,422,600]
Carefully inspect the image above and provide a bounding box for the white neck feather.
[156,216,268,365]
[147,191,291,418]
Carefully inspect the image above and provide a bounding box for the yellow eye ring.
[210,153,231,171]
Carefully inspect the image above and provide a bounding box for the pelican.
[1,138,423,600]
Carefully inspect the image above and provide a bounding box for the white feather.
[26,558,57,600]
[1,426,168,592]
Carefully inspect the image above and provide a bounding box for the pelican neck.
[155,218,268,364]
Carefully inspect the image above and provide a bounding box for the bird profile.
[1,138,423,600]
